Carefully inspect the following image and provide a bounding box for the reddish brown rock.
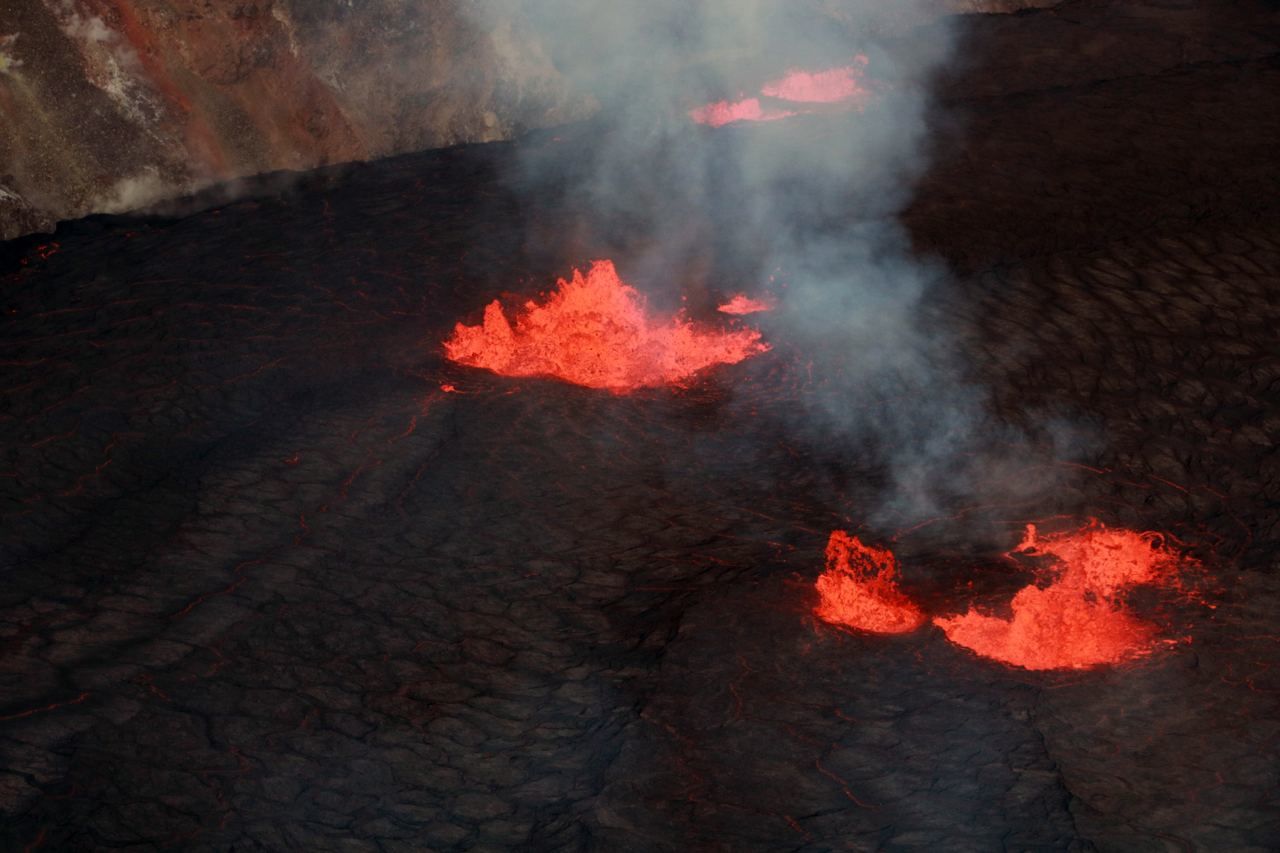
[0,0,589,240]
[0,0,1057,240]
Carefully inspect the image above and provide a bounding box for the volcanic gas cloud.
[935,521,1188,671]
[443,260,768,392]
[814,531,926,634]
[690,57,872,128]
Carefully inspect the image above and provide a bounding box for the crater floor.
[3,1,1279,850]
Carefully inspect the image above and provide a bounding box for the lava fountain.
[814,531,926,634]
[443,260,768,393]
[935,521,1189,671]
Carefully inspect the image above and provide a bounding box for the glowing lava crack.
[814,531,926,634]
[443,260,768,392]
[935,521,1189,671]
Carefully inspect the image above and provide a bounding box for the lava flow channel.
[814,531,926,634]
[690,56,872,128]
[443,260,768,392]
[935,521,1189,671]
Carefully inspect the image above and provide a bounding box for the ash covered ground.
[3,2,1280,850]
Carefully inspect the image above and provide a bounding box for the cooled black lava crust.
[3,2,1279,850]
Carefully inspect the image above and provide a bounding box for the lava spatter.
[717,294,775,315]
[934,521,1188,671]
[815,531,926,634]
[443,260,768,392]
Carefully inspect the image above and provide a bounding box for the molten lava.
[690,57,872,127]
[443,260,768,392]
[688,98,795,128]
[717,294,775,315]
[814,532,926,634]
[760,59,870,104]
[934,521,1186,671]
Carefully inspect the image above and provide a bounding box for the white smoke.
[93,170,178,215]
[0,33,21,76]
[460,0,1079,532]
[44,0,161,127]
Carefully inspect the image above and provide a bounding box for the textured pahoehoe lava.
[814,532,926,634]
[935,521,1188,670]
[443,260,768,392]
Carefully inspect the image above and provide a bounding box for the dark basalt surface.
[3,1,1279,850]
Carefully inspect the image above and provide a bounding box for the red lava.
[717,294,775,315]
[760,59,870,103]
[690,57,872,127]
[689,98,796,128]
[443,260,768,393]
[815,531,926,634]
[934,520,1187,671]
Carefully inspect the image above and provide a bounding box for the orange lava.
[717,294,775,315]
[760,59,870,103]
[815,532,926,634]
[934,521,1185,671]
[691,57,871,127]
[688,97,795,128]
[443,260,768,392]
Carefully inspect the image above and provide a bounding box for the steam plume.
[464,0,1075,531]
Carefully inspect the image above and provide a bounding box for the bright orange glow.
[935,521,1185,670]
[443,260,768,393]
[760,58,870,104]
[688,97,795,128]
[717,294,775,315]
[815,532,926,634]
[691,56,872,127]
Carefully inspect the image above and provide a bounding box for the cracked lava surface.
[3,1,1280,850]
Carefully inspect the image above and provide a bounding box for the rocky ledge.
[0,0,1054,241]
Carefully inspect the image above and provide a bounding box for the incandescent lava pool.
[3,3,1280,851]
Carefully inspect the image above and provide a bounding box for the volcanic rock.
[0,0,1056,241]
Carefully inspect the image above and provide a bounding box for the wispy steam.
[0,33,21,76]
[464,0,1077,531]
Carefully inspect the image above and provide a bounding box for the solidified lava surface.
[3,2,1280,851]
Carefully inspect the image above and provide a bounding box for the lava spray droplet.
[934,520,1189,671]
[443,260,768,393]
[814,531,926,634]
